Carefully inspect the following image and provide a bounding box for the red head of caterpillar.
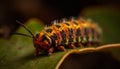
[15,18,102,56]
[15,20,53,55]
[33,32,52,55]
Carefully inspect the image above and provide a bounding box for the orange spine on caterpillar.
[15,18,102,56]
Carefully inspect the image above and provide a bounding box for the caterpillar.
[15,18,102,56]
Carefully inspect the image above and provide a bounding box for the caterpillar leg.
[77,43,83,48]
[87,42,92,47]
[35,49,39,56]
[48,47,54,55]
[69,43,76,49]
[57,46,66,51]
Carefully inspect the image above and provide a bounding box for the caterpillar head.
[33,33,52,54]
[15,20,52,55]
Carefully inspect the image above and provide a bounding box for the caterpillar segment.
[32,19,101,55]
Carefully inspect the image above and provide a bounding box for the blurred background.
[0,0,120,44]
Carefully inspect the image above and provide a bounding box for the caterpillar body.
[16,18,102,56]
